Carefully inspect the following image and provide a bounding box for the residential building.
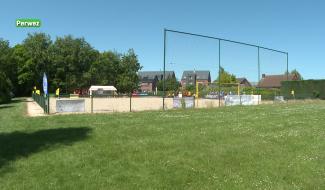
[236,78,252,87]
[257,74,299,89]
[138,71,175,92]
[181,70,211,87]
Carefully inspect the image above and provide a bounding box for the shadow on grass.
[0,98,26,107]
[0,105,14,110]
[10,98,26,104]
[0,127,91,169]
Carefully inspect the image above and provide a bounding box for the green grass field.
[0,99,324,189]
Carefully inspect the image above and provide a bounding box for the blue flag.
[43,73,48,95]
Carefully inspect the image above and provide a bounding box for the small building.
[236,78,252,87]
[89,86,117,96]
[138,71,175,92]
[257,74,299,89]
[181,70,211,87]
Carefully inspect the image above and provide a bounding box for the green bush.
[239,87,280,100]
[197,85,280,100]
[281,80,325,99]
[258,88,281,100]
[0,72,12,104]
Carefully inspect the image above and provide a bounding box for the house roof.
[140,76,157,83]
[181,70,210,80]
[236,77,252,86]
[236,78,247,83]
[138,71,175,81]
[258,74,295,88]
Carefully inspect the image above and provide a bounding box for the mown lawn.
[0,99,324,189]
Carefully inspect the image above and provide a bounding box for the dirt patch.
[26,98,46,117]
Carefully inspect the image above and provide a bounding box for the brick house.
[257,74,299,89]
[138,71,175,92]
[181,70,211,87]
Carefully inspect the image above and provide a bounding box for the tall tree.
[116,49,142,93]
[0,39,15,99]
[157,77,180,92]
[0,71,12,103]
[12,33,52,95]
[50,35,98,93]
[290,69,303,80]
[215,67,237,84]
[1,33,142,96]
[88,51,120,86]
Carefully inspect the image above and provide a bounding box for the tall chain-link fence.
[162,29,289,108]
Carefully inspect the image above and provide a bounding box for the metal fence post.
[218,39,221,107]
[91,95,93,113]
[130,93,132,112]
[286,53,289,80]
[43,95,46,114]
[194,81,199,108]
[257,47,260,105]
[47,94,50,114]
[163,28,166,110]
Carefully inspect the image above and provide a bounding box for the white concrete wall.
[49,97,226,114]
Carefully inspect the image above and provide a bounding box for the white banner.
[224,95,261,106]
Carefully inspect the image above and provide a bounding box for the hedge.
[281,80,325,99]
[0,72,12,104]
[199,86,280,100]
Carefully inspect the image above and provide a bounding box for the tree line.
[216,67,302,84]
[0,33,142,103]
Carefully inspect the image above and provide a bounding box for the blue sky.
[0,0,324,81]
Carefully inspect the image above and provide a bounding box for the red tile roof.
[258,74,297,88]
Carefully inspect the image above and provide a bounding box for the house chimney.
[262,74,266,78]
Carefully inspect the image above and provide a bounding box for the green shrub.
[242,87,280,100]
[181,98,186,109]
[0,72,12,104]
[281,80,325,99]
[258,88,280,100]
